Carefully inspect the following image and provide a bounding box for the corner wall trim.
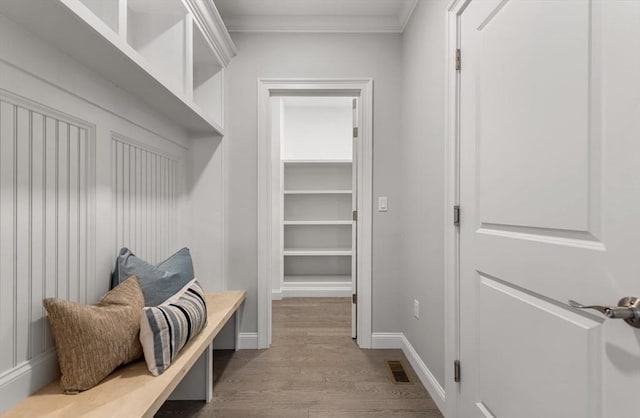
[400,334,446,413]
[237,333,258,350]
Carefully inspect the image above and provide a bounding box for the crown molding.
[398,0,419,32]
[224,14,410,33]
[184,0,237,66]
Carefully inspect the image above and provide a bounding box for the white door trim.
[257,78,374,349]
[444,1,470,417]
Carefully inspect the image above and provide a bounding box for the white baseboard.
[371,332,404,349]
[371,332,445,413]
[400,334,446,413]
[237,332,258,350]
[0,350,59,413]
[281,284,352,298]
[271,289,282,301]
[281,289,352,298]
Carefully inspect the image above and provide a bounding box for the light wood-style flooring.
[157,298,443,417]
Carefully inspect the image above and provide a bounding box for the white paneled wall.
[0,9,225,411]
[112,134,180,264]
[0,92,95,386]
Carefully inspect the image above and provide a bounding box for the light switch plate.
[378,196,388,212]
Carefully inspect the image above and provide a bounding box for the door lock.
[568,297,640,328]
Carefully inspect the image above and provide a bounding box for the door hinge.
[353,127,359,138]
[352,293,357,304]
[456,49,461,71]
[353,210,358,221]
[453,205,460,226]
[352,98,357,109]
[454,360,461,382]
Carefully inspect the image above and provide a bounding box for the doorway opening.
[272,95,357,340]
[257,78,373,349]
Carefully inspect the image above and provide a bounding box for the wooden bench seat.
[2,290,246,418]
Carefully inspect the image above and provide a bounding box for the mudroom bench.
[2,290,246,418]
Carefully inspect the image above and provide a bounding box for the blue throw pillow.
[111,247,194,306]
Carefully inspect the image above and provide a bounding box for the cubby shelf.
[127,0,189,96]
[0,0,236,134]
[79,0,119,33]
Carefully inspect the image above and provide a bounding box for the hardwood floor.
[156,298,443,417]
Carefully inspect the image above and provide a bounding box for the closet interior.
[276,96,356,299]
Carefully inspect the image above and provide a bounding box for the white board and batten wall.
[272,97,354,299]
[0,0,235,412]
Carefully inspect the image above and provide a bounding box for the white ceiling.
[214,0,419,33]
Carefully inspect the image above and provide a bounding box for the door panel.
[476,0,592,231]
[477,275,600,418]
[459,0,640,417]
[478,0,591,231]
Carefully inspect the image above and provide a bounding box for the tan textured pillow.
[43,276,144,393]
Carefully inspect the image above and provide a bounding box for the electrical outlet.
[413,299,420,319]
[378,196,388,212]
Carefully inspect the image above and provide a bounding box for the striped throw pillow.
[139,279,208,376]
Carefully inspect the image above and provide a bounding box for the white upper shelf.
[0,0,236,135]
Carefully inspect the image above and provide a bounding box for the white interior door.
[458,1,640,417]
[351,97,358,339]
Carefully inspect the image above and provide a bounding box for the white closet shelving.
[0,0,235,134]
[284,190,352,195]
[282,160,353,297]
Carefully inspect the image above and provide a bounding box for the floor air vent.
[386,360,412,384]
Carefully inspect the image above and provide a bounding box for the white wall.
[224,32,403,335]
[282,98,353,161]
[186,135,226,291]
[399,0,448,388]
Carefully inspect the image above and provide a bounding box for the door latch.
[568,297,640,328]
